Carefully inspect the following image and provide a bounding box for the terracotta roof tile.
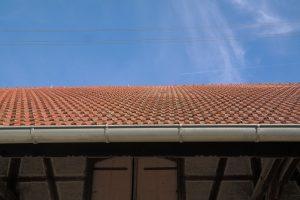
[0,84,299,126]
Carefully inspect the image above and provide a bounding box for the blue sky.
[0,0,299,87]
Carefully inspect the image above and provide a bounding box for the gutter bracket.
[178,124,183,143]
[29,127,38,144]
[104,124,110,143]
[255,125,260,143]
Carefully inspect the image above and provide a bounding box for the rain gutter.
[0,124,299,144]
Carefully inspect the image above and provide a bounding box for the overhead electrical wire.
[0,21,299,32]
[180,62,300,76]
[0,32,299,46]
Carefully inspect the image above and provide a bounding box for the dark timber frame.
[176,158,186,200]
[82,158,95,200]
[250,158,300,200]
[0,179,17,200]
[251,157,262,186]
[0,142,299,157]
[208,158,227,200]
[0,156,299,200]
[0,158,20,200]
[6,158,20,199]
[43,158,59,200]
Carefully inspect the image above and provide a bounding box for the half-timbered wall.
[0,157,299,200]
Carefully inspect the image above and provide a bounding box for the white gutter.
[0,124,299,144]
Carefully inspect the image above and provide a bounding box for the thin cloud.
[230,0,295,34]
[175,0,245,83]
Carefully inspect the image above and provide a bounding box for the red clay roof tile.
[0,84,299,126]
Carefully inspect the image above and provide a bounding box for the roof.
[0,84,299,126]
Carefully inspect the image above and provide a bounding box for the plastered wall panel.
[57,181,84,200]
[19,157,45,176]
[0,157,9,177]
[52,157,85,176]
[218,181,252,200]
[18,182,50,200]
[186,181,213,200]
[224,157,251,175]
[185,157,219,176]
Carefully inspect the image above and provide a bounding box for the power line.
[0,32,299,46]
[0,21,299,33]
[181,62,300,76]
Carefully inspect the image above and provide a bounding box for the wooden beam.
[251,158,299,200]
[177,158,186,200]
[2,142,300,157]
[0,181,17,200]
[131,157,138,200]
[208,158,227,200]
[250,158,283,200]
[1,176,85,182]
[251,158,262,186]
[82,158,95,200]
[7,158,20,199]
[293,169,300,187]
[278,159,299,184]
[185,175,254,181]
[93,167,128,170]
[275,158,300,199]
[43,158,59,200]
[265,159,288,200]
